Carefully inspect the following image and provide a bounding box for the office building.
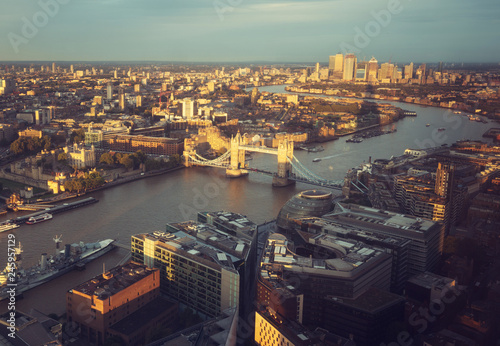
[257,230,399,346]
[255,309,355,346]
[0,78,15,95]
[52,62,56,73]
[355,62,367,81]
[435,162,455,199]
[66,262,177,346]
[324,203,444,275]
[404,62,414,79]
[136,95,142,107]
[119,91,126,110]
[131,217,256,318]
[290,216,411,293]
[367,57,378,82]
[107,83,113,100]
[342,54,357,81]
[108,135,184,155]
[334,53,344,72]
[328,55,336,70]
[182,98,194,120]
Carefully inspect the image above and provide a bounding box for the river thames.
[0,85,495,316]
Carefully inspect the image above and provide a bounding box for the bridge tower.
[273,138,295,187]
[226,132,247,177]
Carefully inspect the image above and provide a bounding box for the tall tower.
[328,56,336,70]
[107,83,113,100]
[334,53,344,73]
[342,54,357,81]
[435,162,454,199]
[119,90,125,110]
[182,98,194,120]
[52,62,56,73]
[367,57,378,82]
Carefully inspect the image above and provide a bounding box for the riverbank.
[8,165,185,207]
[284,84,499,120]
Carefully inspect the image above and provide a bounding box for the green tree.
[58,152,68,162]
[99,152,115,165]
[70,129,86,144]
[119,155,134,169]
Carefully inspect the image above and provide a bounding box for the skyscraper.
[435,162,455,199]
[106,83,113,100]
[182,98,194,119]
[334,53,344,72]
[52,62,56,73]
[119,90,125,110]
[404,62,414,79]
[328,55,336,70]
[367,57,378,82]
[70,64,74,74]
[342,54,357,81]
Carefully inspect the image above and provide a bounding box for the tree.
[99,152,115,165]
[119,155,134,169]
[58,152,68,162]
[70,129,86,144]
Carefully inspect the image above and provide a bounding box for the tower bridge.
[183,132,344,190]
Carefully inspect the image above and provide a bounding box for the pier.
[14,197,98,224]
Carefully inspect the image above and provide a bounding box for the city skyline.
[0,0,499,63]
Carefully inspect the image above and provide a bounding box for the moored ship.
[0,221,20,233]
[0,236,115,300]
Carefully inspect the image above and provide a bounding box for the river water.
[0,85,494,316]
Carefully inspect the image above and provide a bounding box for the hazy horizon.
[0,0,499,63]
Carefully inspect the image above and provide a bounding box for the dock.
[14,197,98,224]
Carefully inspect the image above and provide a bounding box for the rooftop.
[407,271,455,290]
[70,261,156,299]
[325,203,439,237]
[325,287,404,314]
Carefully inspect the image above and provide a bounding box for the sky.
[0,0,499,63]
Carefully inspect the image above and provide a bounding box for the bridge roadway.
[248,168,343,190]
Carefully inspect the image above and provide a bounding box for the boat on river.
[26,213,52,225]
[0,221,20,233]
[0,237,115,301]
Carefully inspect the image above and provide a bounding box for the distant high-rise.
[315,62,320,74]
[119,90,125,110]
[328,55,336,70]
[342,54,357,81]
[52,62,56,73]
[367,57,378,82]
[334,53,344,72]
[106,83,113,100]
[114,70,118,79]
[438,61,443,73]
[182,98,194,119]
[435,162,455,199]
[404,62,414,79]
[355,62,367,81]
[70,64,74,74]
[380,62,395,80]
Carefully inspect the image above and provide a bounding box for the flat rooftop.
[199,210,257,240]
[71,261,156,299]
[407,272,455,290]
[137,221,251,271]
[325,287,404,314]
[325,203,438,236]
